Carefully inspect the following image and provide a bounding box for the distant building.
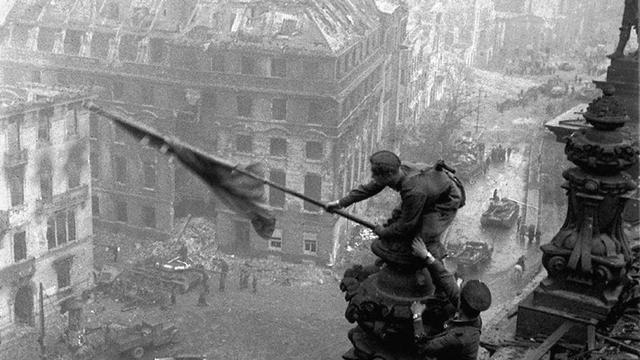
[0,83,93,335]
[0,0,408,262]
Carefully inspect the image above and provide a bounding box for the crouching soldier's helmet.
[460,279,492,315]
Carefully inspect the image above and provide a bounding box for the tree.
[399,61,476,163]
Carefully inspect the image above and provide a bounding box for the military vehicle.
[448,241,493,274]
[107,321,178,359]
[480,198,520,228]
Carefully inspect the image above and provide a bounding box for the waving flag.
[86,103,275,239]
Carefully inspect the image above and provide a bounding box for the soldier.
[411,239,459,308]
[239,263,249,290]
[326,151,465,260]
[178,242,188,262]
[534,228,542,244]
[411,279,492,360]
[252,274,258,294]
[527,224,536,244]
[219,259,229,292]
[170,286,177,306]
[197,271,209,307]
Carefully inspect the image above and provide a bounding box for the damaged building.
[0,84,94,336]
[0,0,408,262]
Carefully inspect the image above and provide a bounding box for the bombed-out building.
[0,83,93,335]
[0,0,408,262]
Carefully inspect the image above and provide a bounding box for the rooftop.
[5,0,406,54]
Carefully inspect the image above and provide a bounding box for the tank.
[480,198,520,228]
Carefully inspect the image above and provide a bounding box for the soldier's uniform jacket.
[339,164,463,241]
[415,316,482,360]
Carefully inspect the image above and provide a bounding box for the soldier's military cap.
[369,150,401,171]
[460,279,492,312]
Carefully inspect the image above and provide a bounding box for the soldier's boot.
[608,27,631,59]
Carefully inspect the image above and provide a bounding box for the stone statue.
[135,37,149,63]
[79,32,92,57]
[608,0,639,59]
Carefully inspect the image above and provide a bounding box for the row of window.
[12,24,328,79]
[91,151,157,190]
[8,162,83,208]
[268,230,317,255]
[10,208,77,263]
[6,107,80,154]
[336,30,382,78]
[92,195,157,228]
[236,136,324,160]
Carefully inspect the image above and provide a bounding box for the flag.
[86,103,275,239]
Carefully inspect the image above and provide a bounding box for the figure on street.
[527,224,536,244]
[219,259,229,292]
[326,151,465,260]
[411,279,492,360]
[492,189,499,202]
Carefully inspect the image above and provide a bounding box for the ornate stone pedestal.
[516,87,639,343]
[341,239,452,360]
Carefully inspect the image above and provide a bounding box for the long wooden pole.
[85,103,376,230]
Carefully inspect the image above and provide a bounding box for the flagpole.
[84,102,376,230]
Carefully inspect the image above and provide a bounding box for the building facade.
[0,0,408,262]
[0,84,93,335]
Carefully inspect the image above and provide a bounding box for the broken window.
[7,115,22,152]
[90,113,99,139]
[56,211,68,245]
[236,135,253,153]
[115,200,128,222]
[31,70,41,83]
[64,30,83,55]
[66,105,79,136]
[303,173,322,211]
[303,61,319,79]
[47,210,76,249]
[37,109,51,143]
[142,206,156,228]
[241,56,255,75]
[237,95,253,117]
[90,151,100,179]
[149,38,165,63]
[140,84,154,105]
[269,169,286,208]
[37,27,56,52]
[306,141,323,160]
[268,229,282,250]
[9,168,24,207]
[269,138,287,156]
[120,35,137,62]
[271,58,286,77]
[91,32,110,59]
[143,161,156,189]
[114,156,127,184]
[56,260,71,288]
[92,195,100,216]
[68,161,81,189]
[280,19,297,35]
[303,233,317,255]
[13,231,27,262]
[40,167,52,202]
[271,98,286,120]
